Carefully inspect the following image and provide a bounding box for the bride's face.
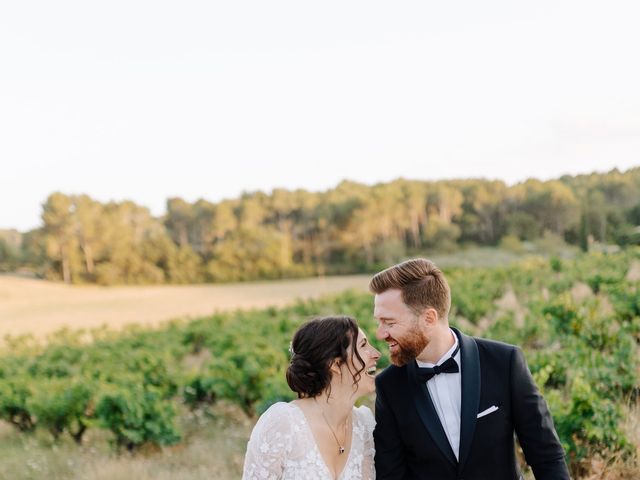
[340,328,381,397]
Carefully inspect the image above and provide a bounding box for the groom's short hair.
[369,258,451,321]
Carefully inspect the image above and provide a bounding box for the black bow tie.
[415,343,460,383]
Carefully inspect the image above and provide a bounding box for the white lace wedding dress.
[242,402,376,480]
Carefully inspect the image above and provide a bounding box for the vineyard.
[1,249,639,478]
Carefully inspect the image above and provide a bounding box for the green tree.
[0,238,17,272]
[41,192,81,283]
[457,180,508,244]
[165,197,194,247]
[74,195,104,278]
[206,227,293,281]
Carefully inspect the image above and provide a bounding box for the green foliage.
[0,379,35,431]
[1,249,639,474]
[183,374,219,407]
[449,268,505,323]
[27,344,84,378]
[166,245,202,283]
[27,379,93,443]
[546,377,631,472]
[586,272,622,294]
[205,227,296,282]
[500,234,525,254]
[0,237,20,271]
[604,281,640,322]
[254,375,296,416]
[543,296,583,336]
[550,256,562,272]
[7,168,640,284]
[579,211,589,252]
[95,386,180,451]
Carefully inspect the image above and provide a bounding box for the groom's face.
[374,289,429,366]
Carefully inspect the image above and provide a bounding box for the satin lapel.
[453,327,481,471]
[408,361,458,467]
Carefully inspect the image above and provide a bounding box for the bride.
[242,316,381,480]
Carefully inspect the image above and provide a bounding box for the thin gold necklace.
[314,397,349,455]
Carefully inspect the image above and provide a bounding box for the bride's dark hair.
[286,316,366,398]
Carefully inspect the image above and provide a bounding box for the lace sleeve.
[242,403,292,480]
[360,406,377,480]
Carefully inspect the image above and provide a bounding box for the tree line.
[1,167,639,284]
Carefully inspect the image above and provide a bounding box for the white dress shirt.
[416,329,462,460]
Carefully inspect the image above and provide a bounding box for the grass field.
[0,246,554,341]
[0,274,370,340]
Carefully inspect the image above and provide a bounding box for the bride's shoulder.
[353,404,375,427]
[264,401,295,412]
[252,401,297,429]
[258,401,296,420]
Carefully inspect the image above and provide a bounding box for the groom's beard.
[389,328,429,367]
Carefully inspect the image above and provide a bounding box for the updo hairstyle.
[286,316,365,398]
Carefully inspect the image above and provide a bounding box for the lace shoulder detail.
[354,405,375,433]
[242,402,294,480]
[351,405,376,480]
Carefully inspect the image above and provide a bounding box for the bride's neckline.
[289,402,356,480]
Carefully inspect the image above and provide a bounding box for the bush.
[95,386,181,452]
[547,377,632,477]
[0,379,35,432]
[28,379,93,443]
[500,234,525,254]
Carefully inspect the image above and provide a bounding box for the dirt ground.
[0,274,370,339]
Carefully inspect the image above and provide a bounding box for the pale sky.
[1,1,639,231]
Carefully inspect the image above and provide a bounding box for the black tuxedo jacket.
[374,328,569,480]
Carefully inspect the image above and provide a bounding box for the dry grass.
[0,399,386,480]
[625,260,640,281]
[0,402,252,480]
[0,274,370,340]
[6,399,635,479]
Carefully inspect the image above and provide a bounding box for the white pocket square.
[477,405,499,418]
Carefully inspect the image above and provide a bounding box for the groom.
[371,258,569,479]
